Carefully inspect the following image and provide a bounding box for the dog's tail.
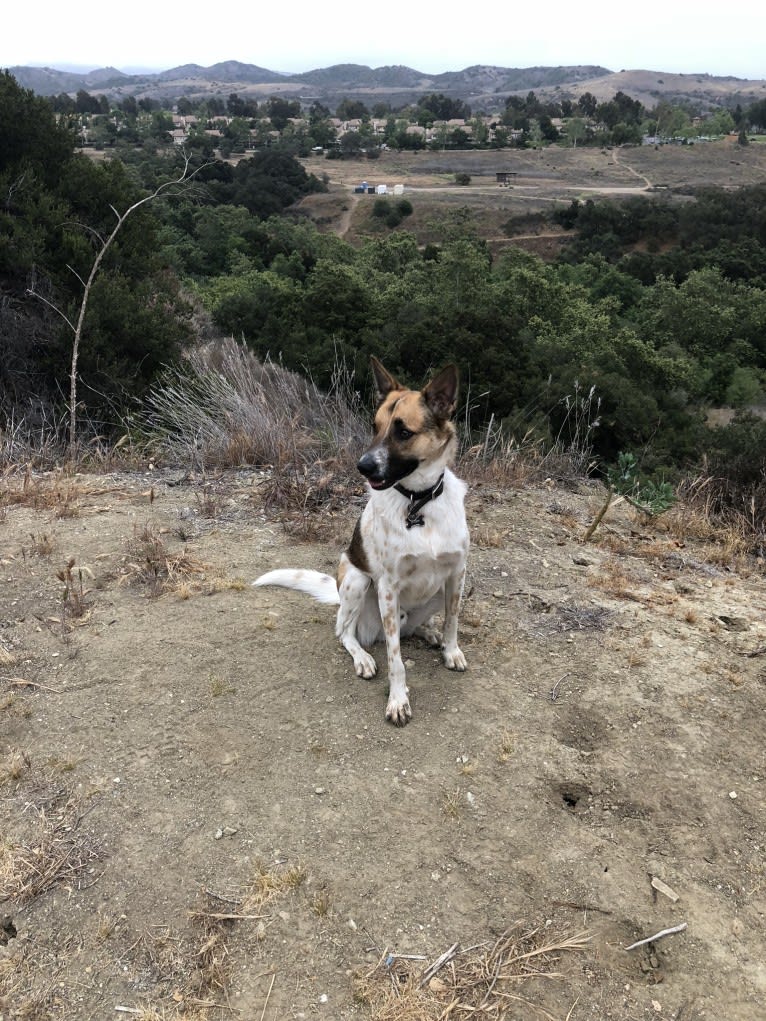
[252,569,340,605]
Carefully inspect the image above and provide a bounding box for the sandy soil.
[1,467,765,1020]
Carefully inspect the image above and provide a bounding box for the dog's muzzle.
[357,450,389,489]
[358,448,419,490]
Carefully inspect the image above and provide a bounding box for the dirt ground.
[1,466,765,1020]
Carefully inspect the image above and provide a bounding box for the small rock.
[729,791,738,799]
[214,828,223,840]
[314,786,326,796]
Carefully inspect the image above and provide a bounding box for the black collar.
[394,473,445,529]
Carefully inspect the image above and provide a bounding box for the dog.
[253,356,469,725]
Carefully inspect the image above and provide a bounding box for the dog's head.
[357,357,459,490]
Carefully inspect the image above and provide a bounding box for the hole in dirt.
[559,782,590,812]
[1,916,17,945]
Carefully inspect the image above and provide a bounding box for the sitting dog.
[253,356,469,725]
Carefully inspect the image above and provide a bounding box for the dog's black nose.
[357,452,378,478]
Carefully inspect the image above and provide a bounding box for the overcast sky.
[3,0,763,80]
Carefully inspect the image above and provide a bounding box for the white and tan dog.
[253,357,469,725]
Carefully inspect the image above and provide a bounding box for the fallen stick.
[419,942,460,987]
[259,972,275,1021]
[624,922,687,951]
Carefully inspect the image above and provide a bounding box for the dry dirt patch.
[1,469,765,1019]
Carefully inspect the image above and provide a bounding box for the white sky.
[2,0,764,80]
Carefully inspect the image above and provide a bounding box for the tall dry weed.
[143,339,368,472]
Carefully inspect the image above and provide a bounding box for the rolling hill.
[5,60,765,111]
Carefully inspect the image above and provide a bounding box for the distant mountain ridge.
[5,60,764,110]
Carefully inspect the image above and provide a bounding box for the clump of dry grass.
[586,560,637,601]
[664,473,765,561]
[245,858,307,909]
[0,749,31,786]
[122,524,208,596]
[143,339,368,472]
[0,645,18,669]
[0,771,105,906]
[355,924,590,1021]
[0,466,82,517]
[57,557,94,623]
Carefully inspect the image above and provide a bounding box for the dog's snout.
[357,452,379,478]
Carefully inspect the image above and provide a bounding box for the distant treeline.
[1,70,764,525]
[43,79,766,154]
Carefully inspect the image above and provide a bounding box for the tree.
[26,153,203,457]
[0,71,75,186]
[336,98,369,121]
[265,96,301,132]
[577,92,598,118]
[566,117,587,147]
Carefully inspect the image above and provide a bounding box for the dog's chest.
[363,497,467,600]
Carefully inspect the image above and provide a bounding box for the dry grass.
[497,729,516,764]
[245,859,307,910]
[355,923,591,1021]
[586,560,637,600]
[0,769,105,906]
[56,557,94,624]
[441,788,463,821]
[0,646,18,669]
[664,474,765,561]
[0,466,82,517]
[144,339,368,473]
[121,524,208,596]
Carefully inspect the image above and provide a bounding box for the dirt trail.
[2,469,765,1019]
[611,148,654,189]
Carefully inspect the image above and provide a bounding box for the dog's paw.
[353,650,377,679]
[386,696,412,726]
[414,623,442,648]
[443,647,467,671]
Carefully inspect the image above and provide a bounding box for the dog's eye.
[398,426,414,440]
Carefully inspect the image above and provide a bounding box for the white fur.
[253,569,340,605]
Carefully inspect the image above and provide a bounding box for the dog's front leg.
[442,566,467,672]
[377,579,411,725]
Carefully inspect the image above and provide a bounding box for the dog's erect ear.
[423,364,459,420]
[370,356,402,402]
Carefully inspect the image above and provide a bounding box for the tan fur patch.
[374,391,456,461]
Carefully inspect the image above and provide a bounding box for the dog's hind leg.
[336,564,378,679]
